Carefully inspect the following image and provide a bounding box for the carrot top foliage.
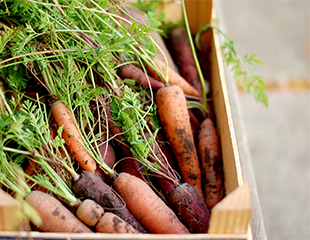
[0,0,179,199]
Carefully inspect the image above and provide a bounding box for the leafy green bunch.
[0,0,179,197]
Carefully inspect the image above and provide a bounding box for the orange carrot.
[51,100,97,173]
[96,212,140,234]
[147,60,201,98]
[72,171,147,233]
[198,118,225,210]
[155,85,204,199]
[113,172,190,234]
[25,190,93,233]
[76,199,104,227]
[76,198,140,233]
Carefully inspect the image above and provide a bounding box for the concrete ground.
[217,1,310,239]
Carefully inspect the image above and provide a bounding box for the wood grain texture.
[208,183,252,234]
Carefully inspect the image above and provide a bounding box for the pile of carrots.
[0,0,225,235]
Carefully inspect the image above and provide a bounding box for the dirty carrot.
[198,118,225,210]
[156,85,204,199]
[96,212,140,234]
[25,190,92,233]
[76,198,140,233]
[113,172,190,234]
[76,199,104,227]
[51,100,97,173]
[72,170,147,233]
[168,183,210,233]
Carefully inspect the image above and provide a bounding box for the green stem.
[181,0,207,115]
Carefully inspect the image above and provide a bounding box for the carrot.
[155,85,204,199]
[25,190,93,233]
[198,118,225,210]
[76,197,140,233]
[169,26,204,98]
[168,183,210,233]
[72,170,147,233]
[51,100,97,173]
[96,212,140,234]
[147,59,201,98]
[76,199,104,227]
[113,172,190,234]
[117,62,165,89]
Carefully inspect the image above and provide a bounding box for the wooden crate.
[0,0,253,239]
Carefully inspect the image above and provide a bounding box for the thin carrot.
[155,85,204,199]
[51,100,97,173]
[25,190,93,233]
[147,60,201,98]
[198,118,225,210]
[113,172,190,234]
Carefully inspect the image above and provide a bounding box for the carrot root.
[76,199,104,227]
[51,100,97,173]
[96,212,140,234]
[198,118,225,210]
[25,191,92,233]
[169,183,210,233]
[72,171,147,233]
[156,85,204,199]
[113,172,190,234]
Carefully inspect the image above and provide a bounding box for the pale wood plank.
[208,183,252,234]
[0,189,24,231]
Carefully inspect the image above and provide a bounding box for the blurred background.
[217,1,310,239]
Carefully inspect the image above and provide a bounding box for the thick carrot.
[96,212,140,234]
[168,183,210,233]
[25,191,92,233]
[72,170,147,233]
[147,59,200,98]
[169,26,204,98]
[113,172,190,234]
[76,199,104,227]
[51,100,97,173]
[155,85,204,199]
[198,118,225,210]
